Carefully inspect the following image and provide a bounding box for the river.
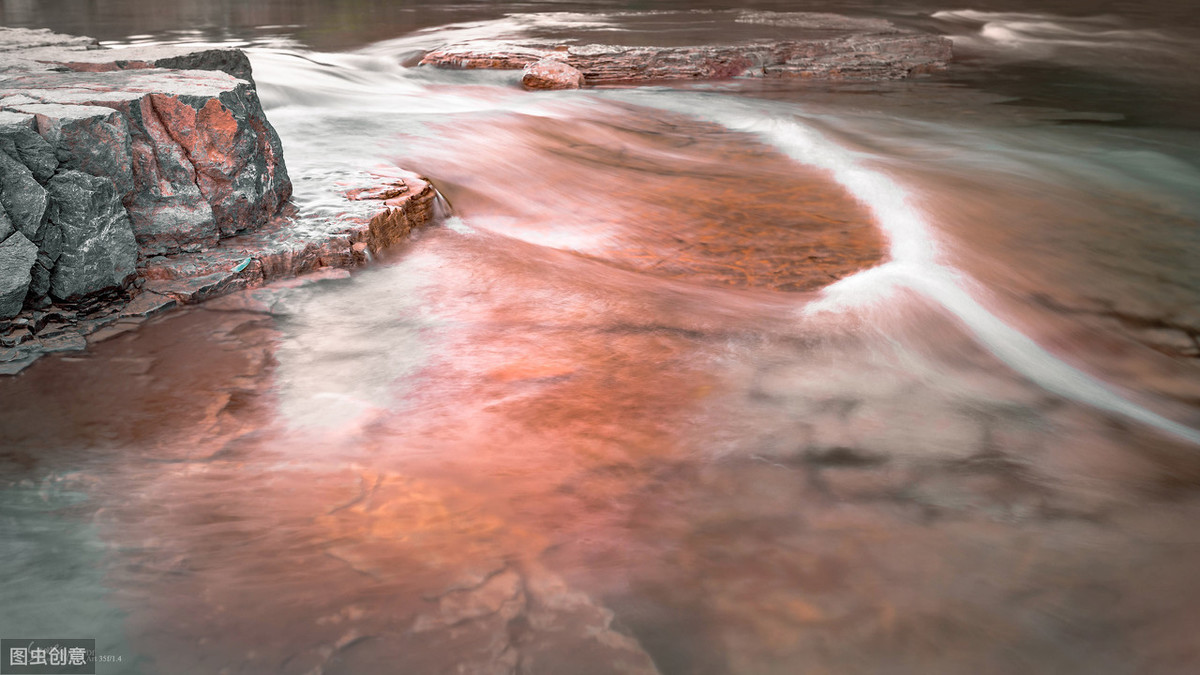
[2,1,1200,673]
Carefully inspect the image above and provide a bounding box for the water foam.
[755,114,1200,443]
[616,92,1200,444]
[932,10,1177,58]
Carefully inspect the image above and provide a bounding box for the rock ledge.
[421,15,952,84]
[0,29,441,374]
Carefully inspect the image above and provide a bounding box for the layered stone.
[0,28,441,371]
[0,27,253,82]
[0,172,441,373]
[0,68,291,255]
[422,18,952,84]
[0,26,293,323]
[141,173,439,306]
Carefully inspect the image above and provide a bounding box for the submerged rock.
[522,57,585,90]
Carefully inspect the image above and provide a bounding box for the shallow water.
[3,2,1200,673]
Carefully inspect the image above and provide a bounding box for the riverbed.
[2,2,1200,673]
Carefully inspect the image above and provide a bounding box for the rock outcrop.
[139,171,440,307]
[0,27,291,320]
[422,15,952,84]
[0,28,442,374]
[0,168,440,375]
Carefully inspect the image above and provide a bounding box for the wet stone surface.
[421,13,953,84]
[3,221,1199,673]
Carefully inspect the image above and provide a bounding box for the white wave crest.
[611,90,1200,444]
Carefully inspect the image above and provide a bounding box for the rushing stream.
[3,2,1200,673]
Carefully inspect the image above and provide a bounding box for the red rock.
[15,103,135,198]
[0,27,292,259]
[422,17,952,84]
[345,180,408,201]
[140,174,439,297]
[522,58,585,90]
[0,28,441,371]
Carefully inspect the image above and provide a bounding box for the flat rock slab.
[0,27,439,373]
[141,173,438,302]
[0,173,440,375]
[421,13,952,83]
[0,27,253,83]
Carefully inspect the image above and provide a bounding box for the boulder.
[147,87,290,238]
[45,170,138,300]
[0,26,292,264]
[422,15,953,84]
[522,57,585,90]
[0,68,292,254]
[0,231,37,318]
[0,27,439,367]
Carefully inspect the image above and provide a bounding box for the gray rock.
[0,231,37,318]
[0,145,47,240]
[26,252,52,300]
[0,352,41,375]
[33,217,62,262]
[0,26,292,260]
[0,68,291,253]
[0,325,31,347]
[0,203,12,241]
[14,103,135,198]
[37,332,86,353]
[46,170,138,300]
[0,110,58,182]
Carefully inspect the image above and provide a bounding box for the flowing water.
[3,1,1200,673]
